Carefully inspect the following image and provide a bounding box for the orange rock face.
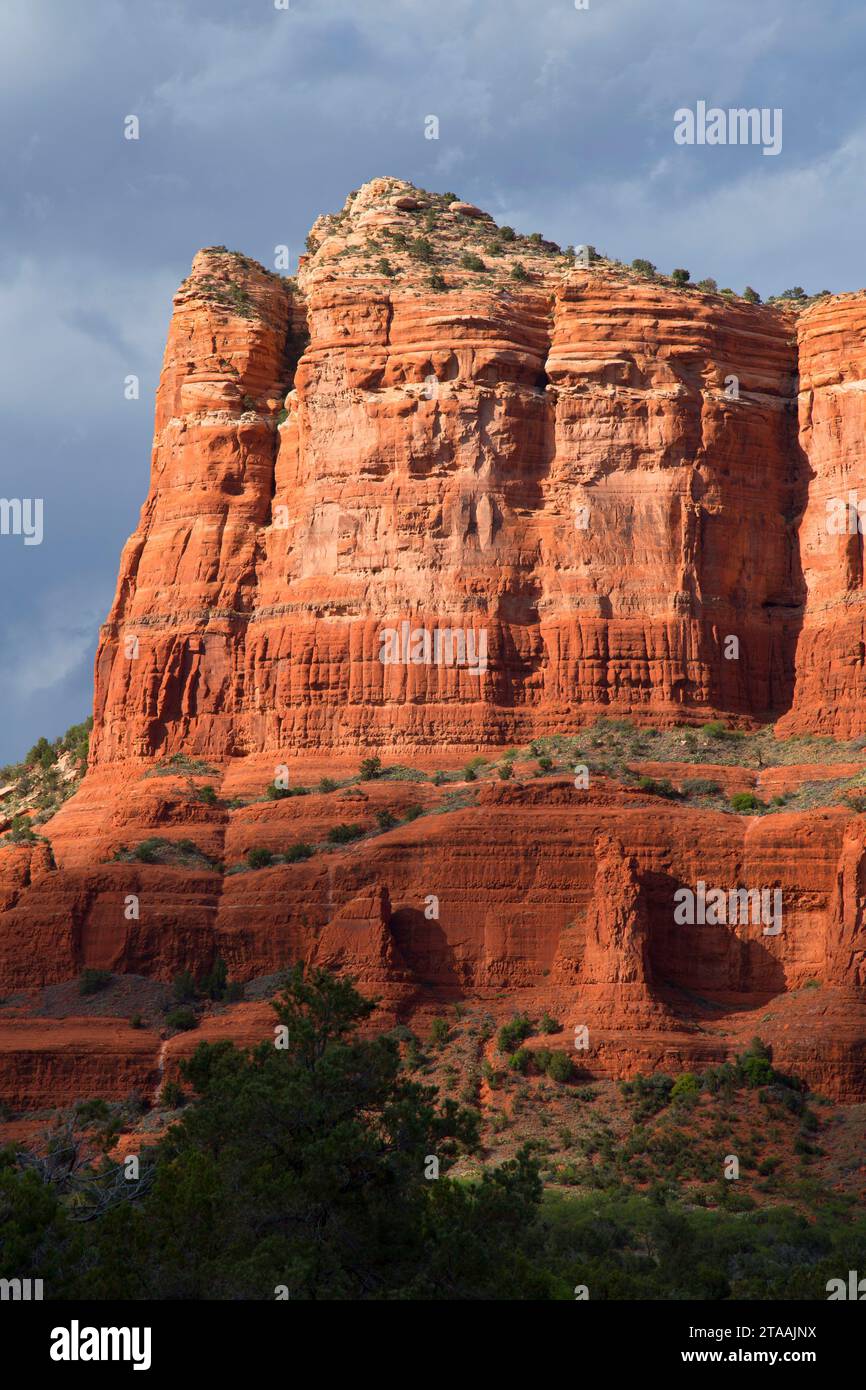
[2,178,866,1108]
[89,181,812,763]
[777,294,866,738]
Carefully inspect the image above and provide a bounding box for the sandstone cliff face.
[87,177,815,765]
[2,178,866,1109]
[4,774,866,1101]
[777,294,866,738]
[91,249,295,764]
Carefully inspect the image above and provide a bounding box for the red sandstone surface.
[1,178,865,1116]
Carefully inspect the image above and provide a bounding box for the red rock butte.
[2,177,865,1110]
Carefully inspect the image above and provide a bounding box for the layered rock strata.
[3,178,866,1110]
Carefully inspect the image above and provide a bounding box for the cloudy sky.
[1,0,864,764]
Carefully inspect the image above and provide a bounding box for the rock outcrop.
[777,294,866,738]
[2,177,866,1110]
[87,177,816,766]
[578,833,666,1029]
